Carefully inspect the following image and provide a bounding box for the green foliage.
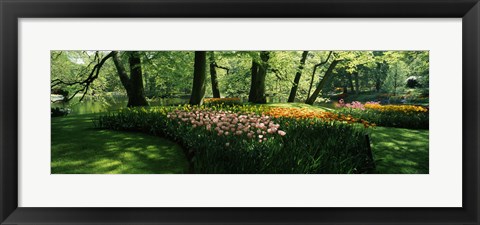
[94,105,375,174]
[51,51,121,97]
[51,50,429,106]
[142,51,194,97]
[338,107,428,129]
[215,52,251,98]
[324,51,429,98]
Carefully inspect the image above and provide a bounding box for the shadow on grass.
[370,127,429,174]
[51,114,189,174]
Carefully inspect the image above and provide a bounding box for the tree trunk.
[307,51,332,100]
[305,60,340,105]
[288,51,309,102]
[111,51,148,107]
[127,51,148,107]
[252,51,270,104]
[353,72,360,94]
[248,59,259,102]
[375,78,381,92]
[209,52,221,98]
[189,51,207,105]
[375,63,382,92]
[307,66,318,100]
[393,67,398,96]
[347,73,355,93]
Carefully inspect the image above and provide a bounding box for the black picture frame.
[1,0,479,224]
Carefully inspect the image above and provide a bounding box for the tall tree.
[353,72,360,94]
[112,51,148,107]
[346,72,355,93]
[287,51,309,102]
[307,51,332,99]
[189,51,207,105]
[392,65,399,96]
[51,51,149,107]
[209,52,221,98]
[208,52,229,98]
[372,51,388,92]
[374,62,388,92]
[382,51,412,95]
[51,51,115,102]
[305,60,340,105]
[249,51,270,103]
[248,58,259,102]
[328,51,376,95]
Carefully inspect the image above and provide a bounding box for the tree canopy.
[51,50,429,106]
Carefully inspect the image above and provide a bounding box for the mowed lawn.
[51,114,189,174]
[370,127,429,174]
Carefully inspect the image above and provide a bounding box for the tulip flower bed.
[336,100,428,129]
[94,105,375,174]
[264,107,375,128]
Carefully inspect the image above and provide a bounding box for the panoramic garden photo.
[51,51,429,174]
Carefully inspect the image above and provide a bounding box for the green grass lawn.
[370,127,429,174]
[51,114,189,174]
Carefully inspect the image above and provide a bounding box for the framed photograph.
[1,0,479,224]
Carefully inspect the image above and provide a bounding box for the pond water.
[51,94,286,115]
[51,95,188,115]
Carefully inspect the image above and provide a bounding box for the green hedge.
[338,108,428,129]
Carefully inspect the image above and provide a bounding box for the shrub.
[94,105,375,174]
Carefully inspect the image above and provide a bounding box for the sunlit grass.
[51,114,189,174]
[370,126,429,174]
